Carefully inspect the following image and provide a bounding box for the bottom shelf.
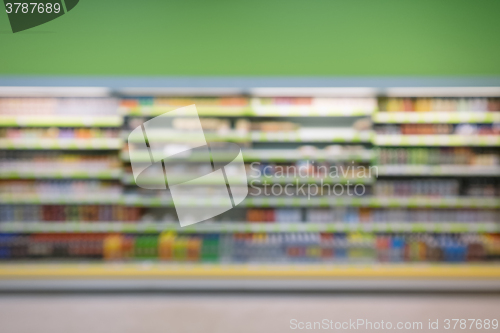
[0,262,499,279]
[1,263,500,291]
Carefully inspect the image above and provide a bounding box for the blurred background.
[1,1,500,332]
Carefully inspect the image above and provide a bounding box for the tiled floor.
[0,293,499,333]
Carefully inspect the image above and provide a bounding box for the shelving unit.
[121,175,374,186]
[0,194,121,204]
[121,149,376,162]
[121,100,375,118]
[115,196,500,208]
[126,130,373,143]
[1,86,499,289]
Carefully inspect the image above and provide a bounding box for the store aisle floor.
[0,293,499,333]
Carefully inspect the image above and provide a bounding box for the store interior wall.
[1,0,500,76]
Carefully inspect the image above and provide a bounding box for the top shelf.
[3,82,500,97]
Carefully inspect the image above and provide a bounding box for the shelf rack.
[121,149,376,163]
[0,138,123,150]
[0,115,123,127]
[373,112,500,124]
[0,221,497,233]
[120,174,374,186]
[0,263,499,279]
[6,195,495,208]
[126,130,374,143]
[377,165,500,176]
[1,85,499,277]
[374,135,500,147]
[122,105,375,118]
[0,169,122,180]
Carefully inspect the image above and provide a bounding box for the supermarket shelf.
[0,115,123,127]
[121,149,375,163]
[0,169,122,180]
[121,174,374,186]
[251,106,374,117]
[242,149,375,162]
[0,138,122,150]
[0,195,121,205]
[123,106,252,117]
[0,263,499,280]
[126,130,373,143]
[123,106,374,117]
[121,196,500,208]
[0,221,497,233]
[126,130,249,143]
[2,194,497,207]
[374,135,500,146]
[373,112,500,124]
[377,165,500,176]
[251,131,373,143]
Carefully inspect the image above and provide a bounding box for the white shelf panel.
[0,222,497,233]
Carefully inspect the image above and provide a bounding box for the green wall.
[1,0,500,76]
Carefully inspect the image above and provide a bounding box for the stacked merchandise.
[374,97,500,147]
[0,98,124,240]
[379,97,500,112]
[375,124,499,135]
[0,93,499,268]
[0,128,120,139]
[0,180,122,200]
[0,205,141,222]
[245,207,499,223]
[0,232,499,263]
[373,179,500,197]
[0,151,121,179]
[0,98,122,152]
[371,95,500,266]
[378,148,499,166]
[120,97,376,116]
[0,98,118,116]
[6,205,493,224]
[120,97,249,115]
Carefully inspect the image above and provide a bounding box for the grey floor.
[0,293,499,333]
